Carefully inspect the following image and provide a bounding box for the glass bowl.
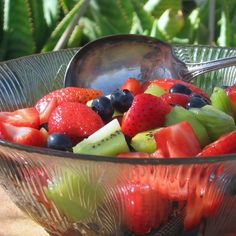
[0,43,236,236]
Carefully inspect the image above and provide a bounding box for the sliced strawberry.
[36,97,57,124]
[121,77,143,95]
[0,122,46,147]
[121,93,171,137]
[48,102,104,143]
[154,121,201,158]
[35,87,102,119]
[143,78,210,100]
[161,92,189,107]
[198,130,236,156]
[118,182,169,234]
[0,107,39,128]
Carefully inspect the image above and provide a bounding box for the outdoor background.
[0,0,235,61]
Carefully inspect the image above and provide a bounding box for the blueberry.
[186,96,208,109]
[91,96,114,121]
[110,89,134,113]
[190,93,211,105]
[169,83,192,95]
[47,133,73,151]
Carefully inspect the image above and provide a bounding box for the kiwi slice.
[44,169,105,222]
[210,87,233,116]
[73,119,129,156]
[165,106,210,147]
[144,83,166,96]
[131,128,160,153]
[190,105,236,141]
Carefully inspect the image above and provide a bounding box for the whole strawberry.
[48,102,104,143]
[121,93,171,137]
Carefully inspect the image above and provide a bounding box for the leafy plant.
[0,0,236,61]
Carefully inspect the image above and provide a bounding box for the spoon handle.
[183,55,236,82]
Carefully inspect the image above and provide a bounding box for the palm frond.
[2,0,35,60]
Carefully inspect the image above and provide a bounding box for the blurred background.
[0,0,235,61]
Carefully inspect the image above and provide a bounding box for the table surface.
[0,186,49,236]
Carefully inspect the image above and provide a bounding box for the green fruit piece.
[131,128,160,153]
[73,119,129,156]
[190,105,236,141]
[210,87,233,116]
[44,169,105,222]
[165,106,210,147]
[144,83,166,96]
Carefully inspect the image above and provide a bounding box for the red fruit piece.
[121,93,171,137]
[143,78,210,99]
[35,87,102,120]
[154,121,201,158]
[198,130,236,156]
[0,107,39,128]
[161,92,189,107]
[225,85,236,118]
[121,77,143,95]
[36,97,58,124]
[0,122,46,147]
[48,102,104,143]
[119,182,169,234]
[184,164,224,230]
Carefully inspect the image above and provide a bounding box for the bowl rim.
[1,138,236,165]
[1,39,236,165]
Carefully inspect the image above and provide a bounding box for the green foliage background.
[0,0,236,61]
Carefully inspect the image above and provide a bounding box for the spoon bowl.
[64,34,236,94]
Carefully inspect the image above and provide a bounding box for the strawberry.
[35,87,102,122]
[121,93,171,137]
[36,97,58,124]
[198,130,236,156]
[0,122,46,147]
[184,164,224,230]
[154,121,201,158]
[161,92,189,107]
[118,182,169,234]
[0,107,39,128]
[48,102,104,143]
[225,85,236,118]
[143,78,210,100]
[121,77,143,95]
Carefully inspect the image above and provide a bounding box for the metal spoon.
[64,34,236,94]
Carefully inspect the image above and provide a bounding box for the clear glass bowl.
[0,44,236,236]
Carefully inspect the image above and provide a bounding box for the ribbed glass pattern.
[0,46,236,235]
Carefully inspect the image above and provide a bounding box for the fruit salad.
[1,78,236,235]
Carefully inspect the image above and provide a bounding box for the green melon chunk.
[44,170,105,222]
[144,83,166,96]
[131,128,160,153]
[190,105,236,141]
[73,119,129,156]
[165,106,210,147]
[210,87,233,116]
